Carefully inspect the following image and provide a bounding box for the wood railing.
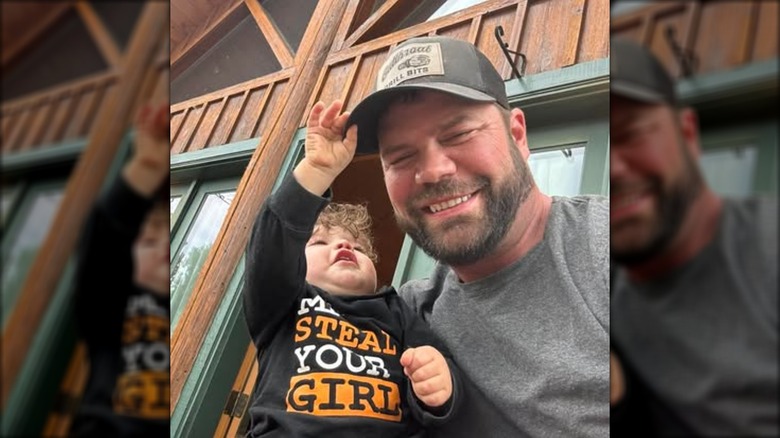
[306,0,608,127]
[169,0,609,154]
[612,0,778,78]
[1,55,169,155]
[170,68,293,154]
[1,71,118,154]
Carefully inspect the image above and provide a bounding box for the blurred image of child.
[70,102,170,438]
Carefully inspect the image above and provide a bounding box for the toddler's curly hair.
[315,202,378,263]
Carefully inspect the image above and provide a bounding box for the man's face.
[305,225,378,296]
[133,205,170,295]
[610,96,704,264]
[377,91,533,266]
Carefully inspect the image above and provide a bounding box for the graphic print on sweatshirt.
[115,293,169,419]
[289,295,402,422]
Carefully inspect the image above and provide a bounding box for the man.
[609,38,778,436]
[345,36,610,437]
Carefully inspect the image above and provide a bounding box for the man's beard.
[611,149,704,266]
[394,145,533,266]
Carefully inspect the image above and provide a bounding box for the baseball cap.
[611,38,677,104]
[345,36,509,154]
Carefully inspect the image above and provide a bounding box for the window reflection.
[2,188,64,324]
[528,145,586,196]
[170,196,182,219]
[700,145,757,197]
[170,190,236,325]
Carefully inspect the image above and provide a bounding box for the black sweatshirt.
[70,177,169,438]
[242,175,461,437]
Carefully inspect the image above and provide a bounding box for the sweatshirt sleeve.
[73,175,154,344]
[395,295,462,426]
[242,174,329,349]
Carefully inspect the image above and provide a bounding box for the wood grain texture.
[170,0,351,410]
[752,0,779,62]
[577,0,609,63]
[694,1,754,75]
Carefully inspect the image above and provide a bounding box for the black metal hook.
[494,25,526,79]
[561,148,572,159]
[664,26,698,77]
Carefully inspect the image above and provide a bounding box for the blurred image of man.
[609,38,778,437]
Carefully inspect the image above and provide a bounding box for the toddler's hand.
[400,346,453,408]
[303,100,357,178]
[123,102,169,196]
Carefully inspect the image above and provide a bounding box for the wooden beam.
[332,0,377,51]
[170,0,351,410]
[75,2,121,67]
[343,0,405,48]
[244,0,294,68]
[1,3,73,69]
[1,2,168,409]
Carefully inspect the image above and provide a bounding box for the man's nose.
[415,144,456,185]
[610,148,629,181]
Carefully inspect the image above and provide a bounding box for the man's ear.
[509,107,530,160]
[678,107,701,158]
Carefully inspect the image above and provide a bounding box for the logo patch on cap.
[378,42,444,90]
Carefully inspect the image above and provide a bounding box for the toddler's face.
[305,225,377,297]
[133,206,169,296]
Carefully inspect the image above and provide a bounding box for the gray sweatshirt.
[400,195,610,437]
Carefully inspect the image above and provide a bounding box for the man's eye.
[308,240,326,246]
[389,153,414,166]
[443,129,475,144]
[354,246,365,253]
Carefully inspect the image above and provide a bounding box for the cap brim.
[346,83,498,155]
[611,80,668,104]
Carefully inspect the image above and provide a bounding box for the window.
[170,196,182,219]
[170,181,238,328]
[700,146,758,197]
[528,145,586,196]
[1,184,64,326]
[1,185,23,228]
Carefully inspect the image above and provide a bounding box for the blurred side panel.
[0,1,170,436]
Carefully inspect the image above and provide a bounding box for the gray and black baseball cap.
[346,36,509,154]
[611,38,677,105]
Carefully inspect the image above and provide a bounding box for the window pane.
[2,188,64,325]
[528,146,586,196]
[1,187,18,227]
[170,196,182,219]
[170,190,236,325]
[700,145,757,196]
